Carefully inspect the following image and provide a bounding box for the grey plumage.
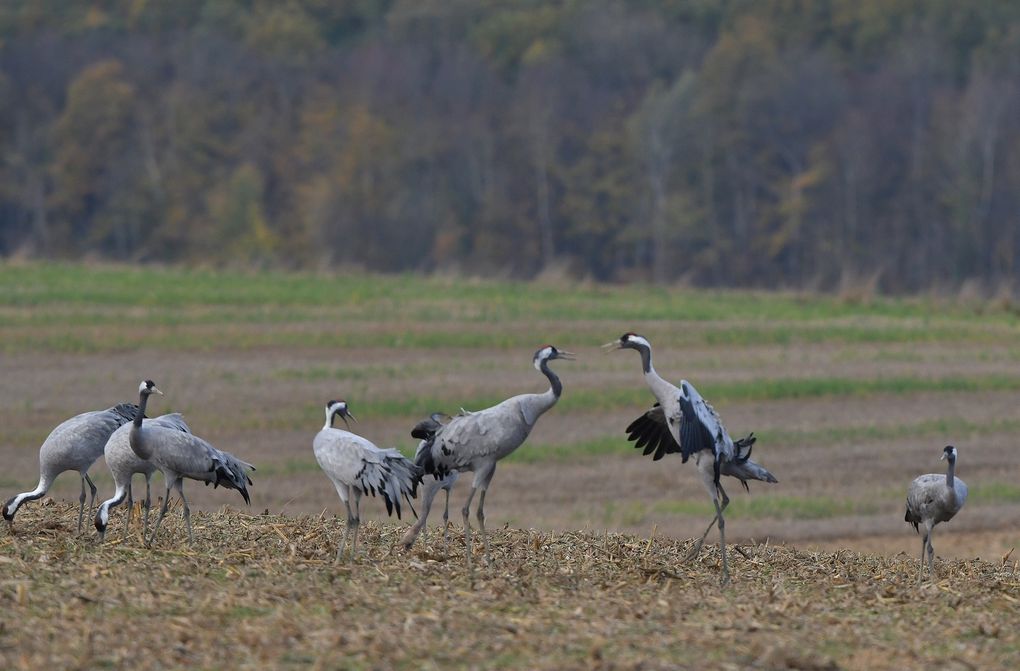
[313,399,421,562]
[94,413,191,541]
[605,332,777,585]
[3,403,138,533]
[400,413,459,552]
[413,345,574,570]
[128,380,255,546]
[905,445,968,581]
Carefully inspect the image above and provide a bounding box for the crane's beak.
[340,410,358,429]
[601,340,622,352]
[940,452,947,461]
[557,350,576,361]
[153,387,164,396]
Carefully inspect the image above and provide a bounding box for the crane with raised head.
[414,345,574,571]
[604,332,777,585]
[905,445,968,582]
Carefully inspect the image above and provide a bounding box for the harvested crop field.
[2,263,1020,667]
[2,503,1018,670]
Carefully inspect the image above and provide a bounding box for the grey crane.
[3,403,138,533]
[905,445,968,581]
[400,413,459,553]
[94,413,191,542]
[604,333,777,585]
[128,380,255,546]
[313,399,421,562]
[414,345,574,570]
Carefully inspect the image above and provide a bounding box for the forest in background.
[1,0,1018,292]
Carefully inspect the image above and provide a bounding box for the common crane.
[128,380,255,546]
[905,445,968,581]
[3,403,138,533]
[313,400,421,562]
[414,345,574,570]
[94,413,190,542]
[400,413,459,553]
[604,333,777,585]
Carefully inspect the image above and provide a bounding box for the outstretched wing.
[625,404,681,461]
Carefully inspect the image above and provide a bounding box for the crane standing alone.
[414,345,574,570]
[605,333,777,585]
[94,413,191,541]
[313,400,420,562]
[3,403,138,533]
[128,380,255,546]
[905,445,968,582]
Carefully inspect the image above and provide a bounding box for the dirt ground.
[2,504,1018,671]
[3,337,1018,562]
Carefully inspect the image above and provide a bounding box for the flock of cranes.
[3,333,968,583]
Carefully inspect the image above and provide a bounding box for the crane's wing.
[148,427,254,503]
[107,403,142,424]
[424,404,523,475]
[625,404,682,461]
[677,380,727,462]
[43,407,137,467]
[314,430,418,518]
[149,413,191,434]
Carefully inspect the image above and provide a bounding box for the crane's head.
[138,379,163,397]
[533,345,575,370]
[2,497,16,527]
[601,332,651,353]
[94,504,111,539]
[941,445,957,462]
[325,399,357,429]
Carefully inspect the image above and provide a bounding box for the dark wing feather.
[625,404,681,461]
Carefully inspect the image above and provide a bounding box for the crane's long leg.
[85,472,98,521]
[77,474,88,534]
[918,531,928,582]
[142,476,152,539]
[686,490,730,561]
[442,486,452,558]
[147,483,174,547]
[337,495,353,563]
[400,477,443,550]
[175,479,193,544]
[349,490,362,561]
[461,486,479,575]
[926,525,936,577]
[122,480,134,538]
[476,488,492,566]
[716,495,729,586]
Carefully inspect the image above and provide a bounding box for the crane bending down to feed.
[604,333,777,585]
[94,413,191,541]
[400,413,459,553]
[414,345,574,571]
[3,403,138,533]
[313,400,421,562]
[905,445,968,582]
[128,380,255,546]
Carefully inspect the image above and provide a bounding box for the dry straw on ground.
[1,501,1017,670]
